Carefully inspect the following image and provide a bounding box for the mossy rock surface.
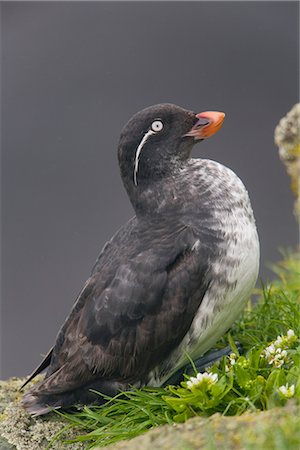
[1,377,299,450]
[101,402,300,450]
[0,377,85,450]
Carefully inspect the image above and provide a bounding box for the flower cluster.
[274,329,297,347]
[261,345,288,368]
[186,371,218,390]
[278,383,295,399]
[260,329,297,368]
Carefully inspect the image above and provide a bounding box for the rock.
[0,437,16,450]
[1,377,299,450]
[101,402,300,450]
[0,378,84,450]
[274,103,300,221]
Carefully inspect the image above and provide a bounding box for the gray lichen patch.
[275,103,300,154]
[0,378,25,414]
[274,103,300,220]
[101,402,300,450]
[0,377,84,450]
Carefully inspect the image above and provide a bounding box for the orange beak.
[185,111,225,140]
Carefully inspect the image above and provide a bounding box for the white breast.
[186,221,259,362]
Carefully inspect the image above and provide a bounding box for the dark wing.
[78,239,210,382]
[22,218,138,388]
[20,277,96,390]
[29,221,211,396]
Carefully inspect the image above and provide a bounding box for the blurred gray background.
[1,2,299,379]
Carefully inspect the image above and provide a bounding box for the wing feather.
[33,220,211,394]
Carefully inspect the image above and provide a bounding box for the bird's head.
[118,103,225,200]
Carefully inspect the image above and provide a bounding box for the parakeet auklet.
[21,103,259,416]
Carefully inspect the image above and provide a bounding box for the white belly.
[153,215,260,386]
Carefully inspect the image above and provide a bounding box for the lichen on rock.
[274,103,300,221]
[94,402,300,450]
[1,377,299,450]
[0,378,84,450]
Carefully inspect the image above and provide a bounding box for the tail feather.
[21,393,60,417]
[20,347,53,391]
[22,378,126,416]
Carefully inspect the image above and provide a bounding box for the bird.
[21,103,259,416]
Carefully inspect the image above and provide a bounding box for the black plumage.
[22,104,259,415]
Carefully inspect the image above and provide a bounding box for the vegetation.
[51,251,300,449]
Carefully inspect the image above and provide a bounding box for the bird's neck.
[130,178,179,218]
[123,157,252,221]
[123,158,209,219]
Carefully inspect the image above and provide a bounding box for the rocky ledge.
[1,377,299,450]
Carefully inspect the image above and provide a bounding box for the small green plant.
[51,251,300,449]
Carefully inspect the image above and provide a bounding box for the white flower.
[274,336,283,347]
[261,344,289,367]
[204,372,218,383]
[186,376,199,389]
[278,383,295,398]
[197,373,204,382]
[261,343,276,359]
[269,348,288,367]
[229,353,237,366]
[225,352,237,372]
[286,329,297,345]
[275,329,297,348]
[287,329,295,339]
[186,371,218,390]
[260,328,298,366]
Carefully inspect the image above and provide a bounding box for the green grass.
[51,250,300,449]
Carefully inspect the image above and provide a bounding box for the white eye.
[151,120,164,132]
